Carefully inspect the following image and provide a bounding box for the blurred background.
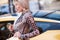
[0,0,60,40]
[0,0,60,14]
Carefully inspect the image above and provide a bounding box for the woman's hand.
[7,23,13,32]
[13,31,21,38]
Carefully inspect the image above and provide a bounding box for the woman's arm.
[21,14,40,38]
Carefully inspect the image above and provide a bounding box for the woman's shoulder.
[24,11,32,18]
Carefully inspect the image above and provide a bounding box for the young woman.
[8,0,40,40]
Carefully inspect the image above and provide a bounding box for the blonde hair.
[13,0,29,10]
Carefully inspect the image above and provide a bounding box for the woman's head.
[13,0,29,12]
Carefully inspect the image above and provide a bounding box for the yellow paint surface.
[30,30,60,40]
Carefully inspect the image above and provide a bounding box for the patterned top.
[13,11,40,40]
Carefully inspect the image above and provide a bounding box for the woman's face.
[14,1,23,12]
